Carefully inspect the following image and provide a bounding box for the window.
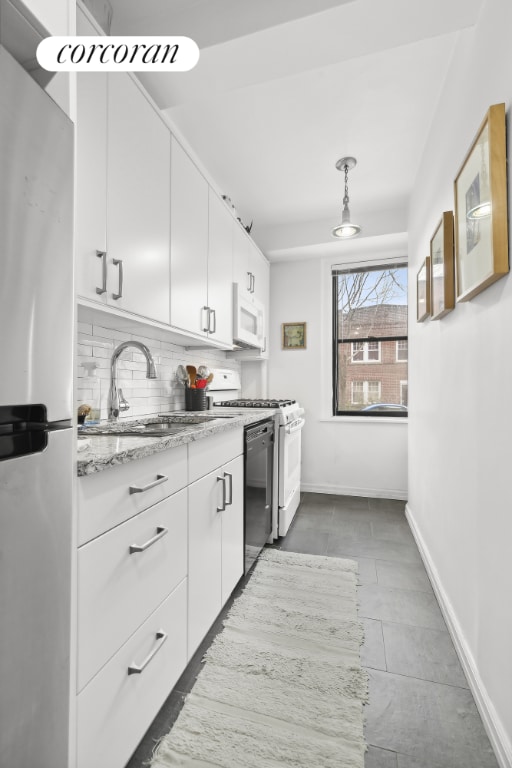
[351,380,381,405]
[396,340,408,361]
[352,341,381,363]
[333,263,408,416]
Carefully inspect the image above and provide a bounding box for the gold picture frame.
[282,322,307,349]
[454,103,509,302]
[430,211,455,320]
[416,257,431,322]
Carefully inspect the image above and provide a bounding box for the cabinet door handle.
[127,630,168,675]
[112,258,123,300]
[202,306,210,332]
[247,271,252,292]
[129,474,168,494]
[217,475,226,512]
[224,471,233,505]
[129,526,168,554]
[261,336,266,353]
[209,308,216,334]
[96,250,107,295]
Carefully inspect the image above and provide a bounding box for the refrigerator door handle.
[96,250,107,295]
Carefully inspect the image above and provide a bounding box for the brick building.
[337,304,408,411]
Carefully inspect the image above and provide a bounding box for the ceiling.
[108,0,485,261]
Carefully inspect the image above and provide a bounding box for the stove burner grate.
[214,398,296,408]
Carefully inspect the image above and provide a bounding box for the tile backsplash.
[76,313,240,422]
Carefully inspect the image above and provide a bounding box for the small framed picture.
[282,322,307,349]
[430,211,455,320]
[416,257,431,322]
[454,103,509,301]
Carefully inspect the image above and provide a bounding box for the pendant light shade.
[332,156,361,239]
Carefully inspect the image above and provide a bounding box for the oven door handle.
[285,417,305,435]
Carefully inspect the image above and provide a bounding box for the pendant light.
[332,157,361,239]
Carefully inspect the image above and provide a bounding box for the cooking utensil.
[186,365,197,387]
[197,365,210,380]
[176,365,189,386]
[205,373,214,388]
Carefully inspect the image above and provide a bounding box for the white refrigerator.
[0,45,74,768]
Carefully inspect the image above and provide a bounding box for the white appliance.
[0,46,74,768]
[210,370,305,538]
[232,283,265,350]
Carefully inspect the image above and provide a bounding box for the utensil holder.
[185,388,207,411]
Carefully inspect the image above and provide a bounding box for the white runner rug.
[150,548,368,768]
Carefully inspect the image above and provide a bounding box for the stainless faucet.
[108,341,157,421]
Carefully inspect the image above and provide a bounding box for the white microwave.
[233,283,265,349]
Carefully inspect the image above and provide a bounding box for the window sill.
[319,416,408,424]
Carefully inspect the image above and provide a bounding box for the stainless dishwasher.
[244,419,274,574]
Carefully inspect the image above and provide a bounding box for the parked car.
[361,403,408,412]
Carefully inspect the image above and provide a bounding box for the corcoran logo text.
[37,36,199,72]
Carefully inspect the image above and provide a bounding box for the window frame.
[332,262,408,418]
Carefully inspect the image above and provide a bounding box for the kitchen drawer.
[77,578,187,768]
[77,443,188,544]
[77,488,187,691]
[188,427,243,484]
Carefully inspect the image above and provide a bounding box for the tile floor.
[126,492,499,768]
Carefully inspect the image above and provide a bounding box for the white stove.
[210,375,305,539]
[214,398,303,425]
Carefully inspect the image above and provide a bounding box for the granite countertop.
[77,409,277,477]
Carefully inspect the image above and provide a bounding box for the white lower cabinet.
[188,453,244,659]
[75,429,245,768]
[221,455,245,604]
[77,579,187,768]
[77,488,187,691]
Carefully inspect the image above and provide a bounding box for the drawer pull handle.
[127,630,168,675]
[129,526,168,554]
[129,474,168,494]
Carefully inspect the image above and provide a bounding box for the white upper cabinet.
[249,240,270,311]
[75,8,170,324]
[169,138,233,345]
[207,189,233,345]
[233,222,269,307]
[170,136,209,336]
[232,223,251,297]
[75,8,107,305]
[107,74,170,323]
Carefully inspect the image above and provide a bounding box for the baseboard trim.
[406,503,512,768]
[301,482,407,500]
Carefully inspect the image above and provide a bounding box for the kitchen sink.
[158,414,237,424]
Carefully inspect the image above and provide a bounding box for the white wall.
[268,249,408,499]
[407,1,512,764]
